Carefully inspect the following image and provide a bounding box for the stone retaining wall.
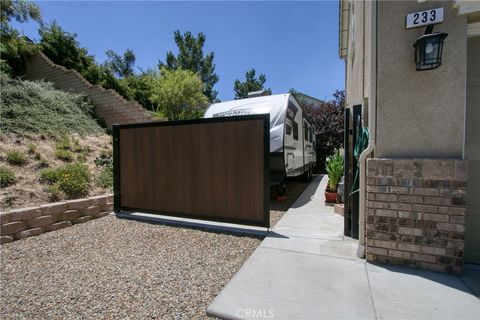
[25,52,155,128]
[0,194,113,244]
[366,159,467,274]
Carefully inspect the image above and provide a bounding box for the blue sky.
[14,1,344,102]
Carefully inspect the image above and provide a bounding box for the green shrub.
[0,73,103,137]
[0,166,16,187]
[55,134,72,151]
[72,138,83,153]
[27,143,36,154]
[39,168,59,184]
[54,149,74,162]
[1,0,42,76]
[57,163,90,198]
[6,149,27,165]
[35,158,49,170]
[94,149,113,166]
[46,184,61,202]
[96,164,113,189]
[76,153,87,163]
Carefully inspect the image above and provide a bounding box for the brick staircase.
[25,52,155,128]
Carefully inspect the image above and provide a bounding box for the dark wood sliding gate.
[113,114,270,227]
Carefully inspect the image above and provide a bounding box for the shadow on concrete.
[269,176,313,212]
[369,262,479,296]
[290,174,325,209]
[461,263,480,297]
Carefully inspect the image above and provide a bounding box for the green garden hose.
[349,127,370,196]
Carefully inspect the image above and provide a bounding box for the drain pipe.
[357,100,375,258]
[357,0,377,258]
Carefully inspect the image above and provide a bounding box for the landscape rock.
[1,221,27,236]
[14,227,44,240]
[9,208,41,221]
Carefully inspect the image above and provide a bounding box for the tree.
[39,21,94,71]
[0,0,42,75]
[150,68,209,120]
[39,22,134,101]
[159,30,219,102]
[121,69,157,111]
[104,49,136,78]
[0,0,42,36]
[299,90,345,172]
[234,68,271,99]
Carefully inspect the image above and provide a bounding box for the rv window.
[304,121,309,141]
[309,127,313,142]
[286,123,292,135]
[293,121,298,140]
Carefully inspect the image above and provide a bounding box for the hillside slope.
[25,52,154,128]
[0,74,113,210]
[1,73,103,137]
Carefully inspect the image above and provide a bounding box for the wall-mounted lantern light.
[413,26,448,71]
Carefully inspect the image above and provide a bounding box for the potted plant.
[325,151,344,203]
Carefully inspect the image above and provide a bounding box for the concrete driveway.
[207,175,480,319]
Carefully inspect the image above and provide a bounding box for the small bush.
[94,149,113,166]
[55,134,72,151]
[77,153,87,163]
[27,143,36,154]
[72,142,83,153]
[6,150,27,166]
[39,168,59,184]
[35,158,49,170]
[96,164,113,189]
[46,184,61,202]
[0,166,16,187]
[57,163,90,198]
[54,149,74,162]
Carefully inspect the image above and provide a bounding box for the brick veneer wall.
[24,53,155,128]
[0,194,113,244]
[366,159,467,274]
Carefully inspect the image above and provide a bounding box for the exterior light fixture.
[413,25,448,71]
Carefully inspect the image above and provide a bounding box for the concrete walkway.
[207,175,480,319]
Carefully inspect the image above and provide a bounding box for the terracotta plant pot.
[324,190,338,203]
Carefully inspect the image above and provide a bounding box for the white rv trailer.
[204,93,316,186]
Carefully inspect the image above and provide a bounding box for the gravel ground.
[0,216,262,319]
[1,179,311,319]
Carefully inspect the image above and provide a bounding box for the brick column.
[366,159,467,274]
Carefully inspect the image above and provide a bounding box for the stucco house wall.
[344,0,372,110]
[376,1,466,158]
[340,0,475,273]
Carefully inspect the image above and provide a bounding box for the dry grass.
[0,133,112,211]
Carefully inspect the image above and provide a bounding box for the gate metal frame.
[344,104,362,239]
[112,114,271,228]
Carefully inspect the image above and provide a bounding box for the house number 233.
[406,8,444,29]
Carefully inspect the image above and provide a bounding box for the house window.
[304,121,309,141]
[293,121,298,140]
[286,123,292,135]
